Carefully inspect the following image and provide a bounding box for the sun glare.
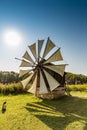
[3,29,22,47]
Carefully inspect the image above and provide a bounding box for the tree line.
[65,72,87,84]
[0,71,87,84]
[0,71,19,84]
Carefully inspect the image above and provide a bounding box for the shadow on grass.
[24,96,87,130]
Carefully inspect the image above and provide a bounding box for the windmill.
[19,37,67,99]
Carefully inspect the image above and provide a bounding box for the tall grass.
[66,84,87,92]
[0,83,87,95]
[0,83,24,95]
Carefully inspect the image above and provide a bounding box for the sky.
[0,0,87,75]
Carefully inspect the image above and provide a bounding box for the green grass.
[0,92,87,130]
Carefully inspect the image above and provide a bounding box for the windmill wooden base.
[36,87,66,99]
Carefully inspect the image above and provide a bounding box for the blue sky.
[0,0,87,75]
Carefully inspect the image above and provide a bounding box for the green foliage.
[0,83,24,95]
[0,93,87,130]
[66,84,87,92]
[66,72,87,84]
[0,71,19,84]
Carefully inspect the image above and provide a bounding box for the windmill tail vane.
[19,37,67,99]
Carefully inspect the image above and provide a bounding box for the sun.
[3,29,22,47]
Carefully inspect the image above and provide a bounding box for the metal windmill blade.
[19,37,67,99]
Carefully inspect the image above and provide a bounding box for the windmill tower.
[19,37,67,99]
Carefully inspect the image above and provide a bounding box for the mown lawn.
[0,92,87,130]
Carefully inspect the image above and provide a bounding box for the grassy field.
[0,92,87,130]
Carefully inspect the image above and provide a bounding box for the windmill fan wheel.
[19,37,67,99]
